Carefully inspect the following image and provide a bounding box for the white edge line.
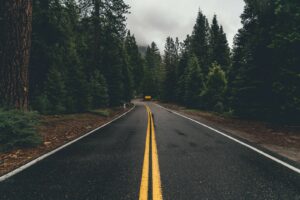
[155,103,300,174]
[0,105,136,182]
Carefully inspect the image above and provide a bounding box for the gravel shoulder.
[157,102,300,163]
[0,106,132,176]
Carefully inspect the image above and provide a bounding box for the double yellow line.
[139,106,163,200]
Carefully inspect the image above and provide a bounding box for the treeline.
[0,0,144,114]
[29,0,145,114]
[1,0,299,125]
[142,11,230,111]
[144,1,300,124]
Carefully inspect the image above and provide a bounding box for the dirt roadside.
[157,102,300,163]
[0,106,133,176]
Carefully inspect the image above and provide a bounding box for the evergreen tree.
[176,35,192,104]
[44,66,67,114]
[30,0,91,113]
[142,68,158,98]
[209,15,231,70]
[89,70,109,108]
[125,31,144,94]
[184,55,204,108]
[200,63,227,112]
[103,47,125,106]
[0,0,32,110]
[99,0,130,106]
[28,0,132,112]
[145,42,162,69]
[229,0,277,120]
[162,37,178,102]
[269,0,300,123]
[142,42,162,98]
[228,0,300,123]
[191,10,210,74]
[122,48,134,102]
[65,64,91,113]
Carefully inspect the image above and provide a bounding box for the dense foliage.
[155,2,299,124]
[28,0,141,113]
[229,0,300,123]
[156,10,230,111]
[0,110,41,151]
[1,0,299,126]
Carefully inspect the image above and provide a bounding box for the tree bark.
[0,0,32,110]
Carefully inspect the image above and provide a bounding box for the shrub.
[0,109,42,152]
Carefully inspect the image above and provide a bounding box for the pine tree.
[229,0,276,120]
[200,63,227,112]
[30,0,92,113]
[269,0,300,123]
[0,0,32,110]
[122,48,134,102]
[79,0,130,106]
[145,42,162,69]
[44,66,67,114]
[191,10,210,74]
[209,15,230,70]
[89,70,109,108]
[142,42,162,98]
[79,0,130,74]
[184,55,204,108]
[125,31,144,94]
[176,35,192,104]
[217,26,231,69]
[162,37,178,102]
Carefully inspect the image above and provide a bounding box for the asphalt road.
[0,102,299,200]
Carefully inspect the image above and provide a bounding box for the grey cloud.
[125,0,245,51]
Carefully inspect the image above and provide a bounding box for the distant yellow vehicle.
[144,96,152,101]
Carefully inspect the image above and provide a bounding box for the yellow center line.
[151,108,163,200]
[139,105,163,200]
[139,108,151,200]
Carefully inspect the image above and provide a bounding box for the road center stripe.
[139,105,163,200]
[150,109,163,200]
[139,109,151,200]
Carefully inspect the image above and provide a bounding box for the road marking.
[139,109,150,200]
[155,103,300,174]
[139,105,163,200]
[151,109,163,200]
[0,106,136,182]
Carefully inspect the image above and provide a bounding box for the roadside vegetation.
[0,0,139,151]
[0,110,41,152]
[0,107,128,175]
[0,0,299,153]
[143,1,300,125]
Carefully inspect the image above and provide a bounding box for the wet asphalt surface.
[0,102,299,200]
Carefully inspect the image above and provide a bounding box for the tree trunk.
[0,0,32,110]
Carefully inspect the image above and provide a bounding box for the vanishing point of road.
[0,101,299,200]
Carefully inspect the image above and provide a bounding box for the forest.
[0,0,299,127]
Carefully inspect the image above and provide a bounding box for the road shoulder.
[0,105,135,179]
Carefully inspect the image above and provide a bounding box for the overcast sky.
[124,0,245,51]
